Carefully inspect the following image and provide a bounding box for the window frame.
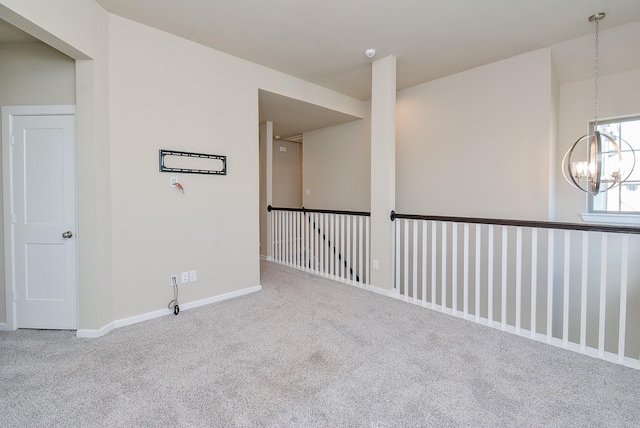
[586,115,640,217]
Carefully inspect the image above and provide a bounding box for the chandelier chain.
[594,16,599,128]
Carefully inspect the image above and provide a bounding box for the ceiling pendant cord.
[592,14,601,195]
[593,13,600,129]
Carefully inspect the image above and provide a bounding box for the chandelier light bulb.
[563,131,634,195]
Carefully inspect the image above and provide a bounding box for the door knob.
[62,231,73,239]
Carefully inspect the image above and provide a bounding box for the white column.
[259,121,273,259]
[370,55,396,290]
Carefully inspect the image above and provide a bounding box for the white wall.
[0,41,75,323]
[107,14,367,321]
[272,140,302,208]
[0,42,75,106]
[396,48,556,221]
[0,0,367,331]
[107,15,262,319]
[259,121,271,258]
[1,0,113,331]
[298,31,637,226]
[302,113,371,212]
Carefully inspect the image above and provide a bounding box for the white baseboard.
[365,284,394,297]
[265,259,394,297]
[179,285,262,311]
[0,322,12,331]
[76,285,262,338]
[76,322,115,338]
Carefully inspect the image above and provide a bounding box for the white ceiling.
[551,22,640,85]
[95,0,640,101]
[3,1,639,139]
[259,90,360,140]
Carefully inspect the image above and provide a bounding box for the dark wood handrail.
[390,211,640,235]
[268,205,370,217]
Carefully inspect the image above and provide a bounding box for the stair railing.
[268,206,370,286]
[391,211,640,369]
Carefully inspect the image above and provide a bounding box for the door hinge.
[10,133,15,146]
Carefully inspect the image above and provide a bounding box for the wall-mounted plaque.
[159,149,227,175]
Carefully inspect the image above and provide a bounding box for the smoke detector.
[364,48,376,58]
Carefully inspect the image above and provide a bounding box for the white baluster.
[475,224,481,322]
[580,232,589,351]
[311,213,316,272]
[330,214,335,276]
[404,220,409,299]
[422,221,428,306]
[282,211,286,264]
[278,211,283,263]
[598,234,608,357]
[273,211,278,262]
[348,215,352,280]
[294,211,299,267]
[319,214,324,274]
[488,225,494,325]
[291,211,295,266]
[464,223,469,318]
[306,212,310,270]
[516,227,522,334]
[431,221,437,309]
[413,220,418,302]
[618,235,629,363]
[358,217,362,284]
[442,222,447,312]
[530,228,538,338]
[501,226,507,330]
[298,211,302,268]
[365,216,370,285]
[395,219,400,293]
[333,214,338,277]
[563,230,570,347]
[547,229,554,342]
[340,215,345,279]
[323,214,328,273]
[287,211,291,264]
[352,217,357,283]
[452,224,457,314]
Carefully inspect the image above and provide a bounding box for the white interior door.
[3,107,77,329]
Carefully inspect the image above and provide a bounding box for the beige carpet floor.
[1,260,639,427]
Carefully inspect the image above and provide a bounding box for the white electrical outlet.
[373,259,379,270]
[189,270,197,282]
[170,275,178,287]
[181,272,189,283]
[170,177,178,187]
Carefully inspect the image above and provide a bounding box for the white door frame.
[1,105,78,330]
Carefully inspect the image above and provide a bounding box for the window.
[589,116,640,213]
